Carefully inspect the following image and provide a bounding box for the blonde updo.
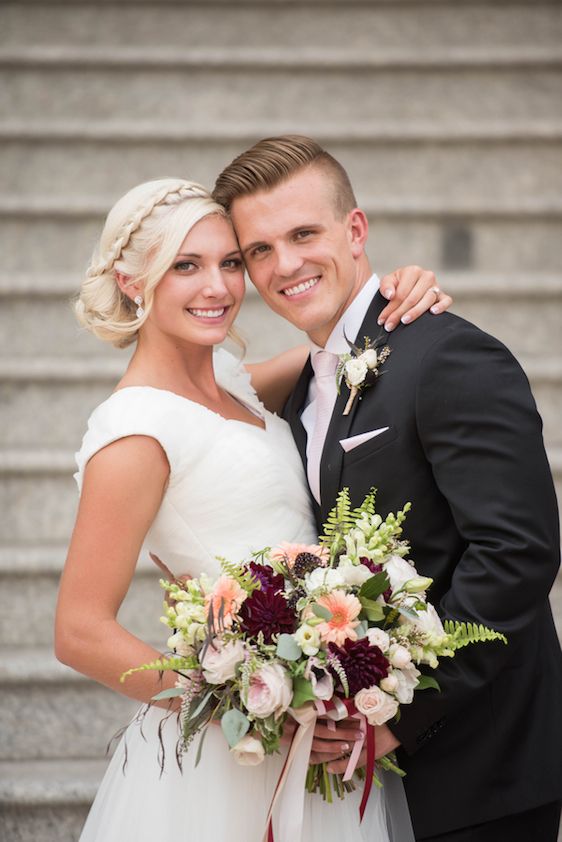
[75,178,226,348]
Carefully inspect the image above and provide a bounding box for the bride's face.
[147,214,245,348]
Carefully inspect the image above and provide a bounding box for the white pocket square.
[339,427,390,453]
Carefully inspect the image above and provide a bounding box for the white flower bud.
[360,349,378,370]
[345,358,368,387]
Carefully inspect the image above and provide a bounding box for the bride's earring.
[134,295,144,319]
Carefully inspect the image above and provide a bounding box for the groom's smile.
[230,166,372,347]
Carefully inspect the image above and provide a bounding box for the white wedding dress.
[74,349,400,842]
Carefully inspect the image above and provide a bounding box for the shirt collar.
[309,273,381,358]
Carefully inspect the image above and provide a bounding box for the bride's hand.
[308,716,363,766]
[325,723,401,774]
[377,266,453,332]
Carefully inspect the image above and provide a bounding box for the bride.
[55,177,451,841]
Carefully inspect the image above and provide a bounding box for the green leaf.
[194,724,210,768]
[355,620,369,639]
[416,675,441,692]
[188,689,214,721]
[359,571,390,601]
[151,686,185,702]
[443,620,507,650]
[221,708,250,748]
[276,634,303,661]
[311,603,333,621]
[359,596,385,622]
[291,677,316,708]
[397,605,419,623]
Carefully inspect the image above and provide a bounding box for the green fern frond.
[120,655,195,683]
[320,488,355,547]
[218,557,260,593]
[444,620,507,650]
[351,488,377,520]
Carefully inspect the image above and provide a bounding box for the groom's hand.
[320,723,401,774]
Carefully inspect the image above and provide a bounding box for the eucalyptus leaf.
[221,709,250,748]
[416,675,441,692]
[194,724,210,768]
[151,686,185,702]
[291,677,316,708]
[311,603,333,621]
[355,620,369,639]
[359,571,390,601]
[276,634,303,661]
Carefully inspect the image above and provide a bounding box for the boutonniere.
[336,332,392,415]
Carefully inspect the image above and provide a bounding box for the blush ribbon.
[263,698,375,842]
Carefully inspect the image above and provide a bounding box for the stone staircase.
[0,1,561,839]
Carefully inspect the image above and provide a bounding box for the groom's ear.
[347,208,369,258]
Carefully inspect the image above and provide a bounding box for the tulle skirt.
[79,705,406,842]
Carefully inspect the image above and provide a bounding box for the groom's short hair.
[213,135,357,219]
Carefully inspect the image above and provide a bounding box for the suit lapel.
[283,353,313,473]
[320,291,389,520]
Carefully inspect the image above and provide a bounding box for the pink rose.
[355,685,399,726]
[230,734,265,766]
[245,663,292,720]
[201,638,245,684]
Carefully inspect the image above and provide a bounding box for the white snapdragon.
[384,554,418,592]
[392,664,421,704]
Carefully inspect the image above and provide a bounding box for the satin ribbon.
[263,698,376,842]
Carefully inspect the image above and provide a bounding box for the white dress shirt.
[301,273,381,457]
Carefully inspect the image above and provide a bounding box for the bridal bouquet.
[122,489,505,812]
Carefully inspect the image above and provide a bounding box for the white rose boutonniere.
[337,331,392,415]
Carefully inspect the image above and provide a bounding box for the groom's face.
[230,166,365,346]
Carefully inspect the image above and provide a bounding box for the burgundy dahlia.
[239,588,296,643]
[245,561,284,594]
[328,637,390,696]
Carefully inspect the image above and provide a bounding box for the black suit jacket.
[284,292,562,838]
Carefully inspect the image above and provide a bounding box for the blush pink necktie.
[307,350,338,505]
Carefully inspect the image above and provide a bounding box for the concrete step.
[2,61,561,126]
[1,446,562,545]
[1,272,561,359]
[0,648,140,760]
[2,2,561,52]
[1,351,560,450]
[0,758,102,842]
[0,546,168,648]
[3,132,562,205]
[1,206,562,276]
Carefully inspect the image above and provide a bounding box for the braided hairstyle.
[75,178,225,348]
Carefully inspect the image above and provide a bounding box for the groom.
[214,136,562,841]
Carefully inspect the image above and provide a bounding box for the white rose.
[355,686,399,726]
[380,674,399,693]
[230,734,265,766]
[344,358,368,387]
[384,555,417,592]
[360,349,378,370]
[337,558,373,587]
[366,628,390,652]
[201,638,245,684]
[392,664,421,704]
[304,567,344,594]
[245,663,292,720]
[389,644,412,669]
[294,624,321,656]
